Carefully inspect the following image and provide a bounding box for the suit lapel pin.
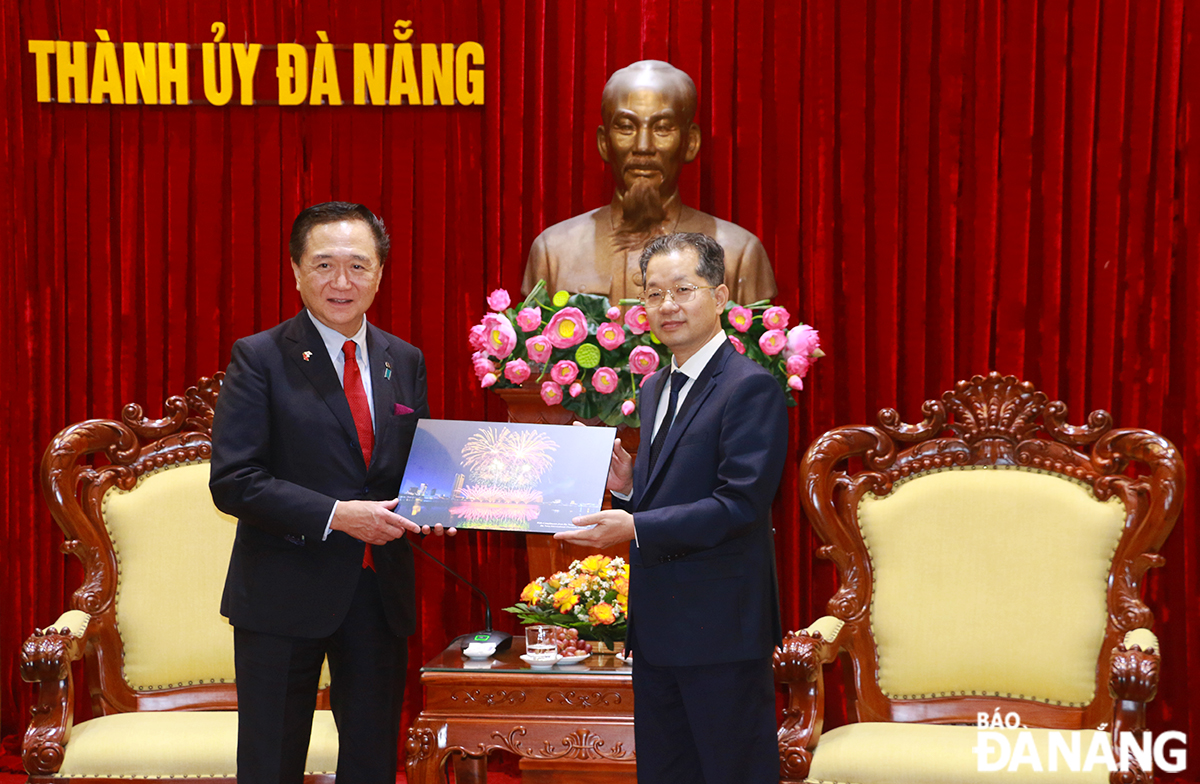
[384,361,393,380]
[302,351,313,361]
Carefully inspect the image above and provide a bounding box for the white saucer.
[556,653,591,666]
[520,653,560,669]
[462,650,495,661]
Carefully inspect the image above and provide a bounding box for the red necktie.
[343,340,376,569]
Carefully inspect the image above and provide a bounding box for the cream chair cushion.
[103,462,238,690]
[55,710,338,778]
[101,461,332,691]
[858,467,1125,705]
[807,723,1111,784]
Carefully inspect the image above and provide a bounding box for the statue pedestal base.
[492,387,640,580]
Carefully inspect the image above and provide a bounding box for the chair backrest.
[37,374,345,717]
[800,372,1183,729]
[41,375,236,714]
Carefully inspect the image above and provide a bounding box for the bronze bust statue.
[522,60,777,305]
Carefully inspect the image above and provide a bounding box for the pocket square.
[394,403,414,415]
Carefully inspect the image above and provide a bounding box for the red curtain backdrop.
[1,0,1197,775]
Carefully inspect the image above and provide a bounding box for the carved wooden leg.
[405,724,445,784]
[451,753,488,784]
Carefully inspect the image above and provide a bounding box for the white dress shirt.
[306,311,375,539]
[622,329,729,544]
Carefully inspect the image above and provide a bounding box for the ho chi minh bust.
[522,60,777,305]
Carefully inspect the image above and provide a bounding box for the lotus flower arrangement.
[470,280,824,427]
[504,554,630,648]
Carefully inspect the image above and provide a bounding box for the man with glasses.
[556,232,788,784]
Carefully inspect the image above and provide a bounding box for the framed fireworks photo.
[397,420,617,534]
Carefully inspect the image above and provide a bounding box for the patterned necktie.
[648,371,688,471]
[343,340,376,571]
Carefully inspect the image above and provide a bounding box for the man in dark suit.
[210,202,450,784]
[556,232,788,783]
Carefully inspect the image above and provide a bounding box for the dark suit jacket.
[619,339,788,668]
[210,310,428,640]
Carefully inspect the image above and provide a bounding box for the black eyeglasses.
[640,284,715,309]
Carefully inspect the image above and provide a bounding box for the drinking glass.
[525,625,557,661]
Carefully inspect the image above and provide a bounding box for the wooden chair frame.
[20,373,333,783]
[774,372,1184,784]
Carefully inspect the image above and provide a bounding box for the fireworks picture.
[398,420,615,534]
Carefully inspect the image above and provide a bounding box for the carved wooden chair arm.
[774,616,846,782]
[20,610,90,775]
[1109,629,1159,739]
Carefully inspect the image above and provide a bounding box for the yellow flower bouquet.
[503,554,629,648]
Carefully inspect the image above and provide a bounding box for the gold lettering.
[309,31,342,105]
[232,44,261,105]
[158,43,189,104]
[421,43,454,105]
[392,20,413,42]
[353,43,387,106]
[202,42,233,105]
[55,40,88,103]
[276,43,308,105]
[91,30,124,103]
[27,40,55,102]
[124,42,158,103]
[455,42,484,105]
[388,43,420,105]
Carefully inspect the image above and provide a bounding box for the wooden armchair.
[776,373,1184,784]
[21,375,337,782]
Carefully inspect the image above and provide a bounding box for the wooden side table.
[405,638,636,784]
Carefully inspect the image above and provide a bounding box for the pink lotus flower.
[569,381,585,398]
[759,329,787,355]
[541,381,564,406]
[606,306,622,321]
[504,358,532,384]
[728,335,746,354]
[629,346,661,375]
[591,367,619,394]
[483,312,517,359]
[639,374,652,388]
[763,306,790,330]
[624,306,650,335]
[526,335,553,364]
[788,374,804,391]
[516,307,542,332]
[785,354,811,378]
[620,399,636,416]
[544,307,588,348]
[472,352,496,381]
[596,322,626,350]
[727,306,753,333]
[480,372,497,388]
[487,288,511,311]
[551,360,579,385]
[785,324,821,358]
[468,323,488,351]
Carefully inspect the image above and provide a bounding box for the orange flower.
[588,603,617,625]
[520,582,543,604]
[614,577,628,597]
[552,587,579,612]
[579,554,611,574]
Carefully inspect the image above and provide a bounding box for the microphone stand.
[410,539,513,652]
